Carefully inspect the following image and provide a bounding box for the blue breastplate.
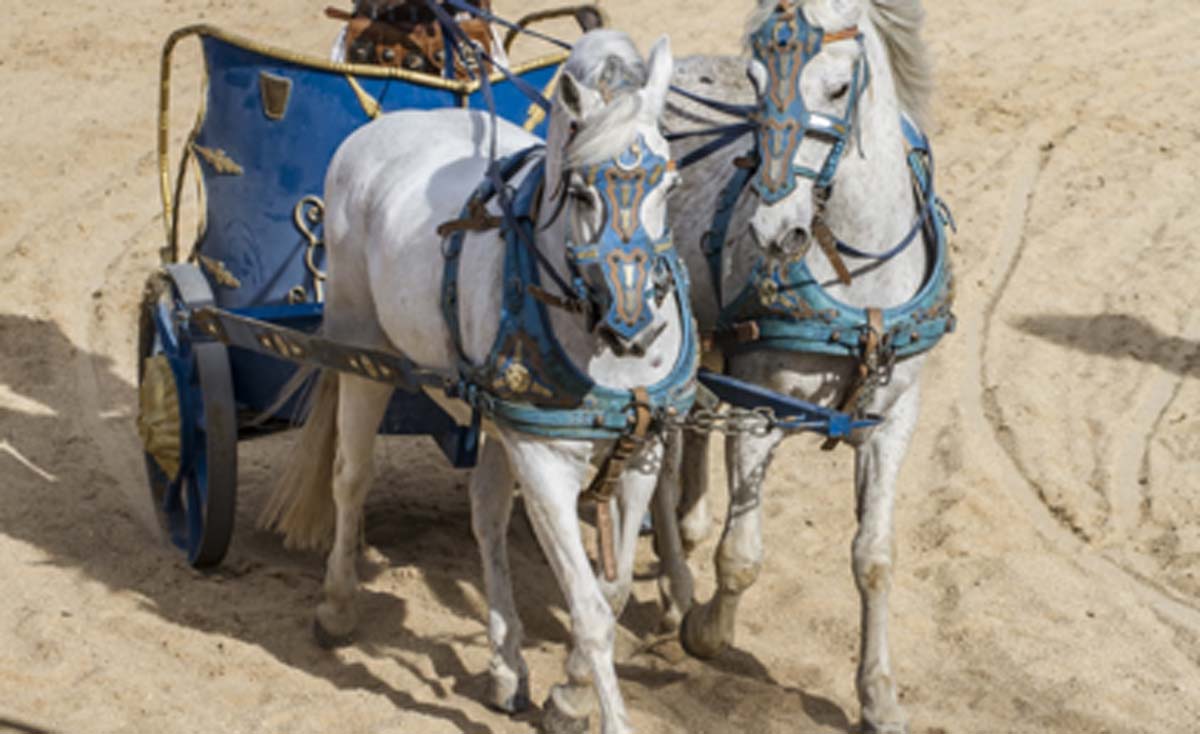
[706,118,955,361]
[442,148,698,439]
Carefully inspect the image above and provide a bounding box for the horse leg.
[600,437,665,618]
[505,439,631,734]
[313,374,392,647]
[651,428,694,632]
[677,427,712,553]
[853,384,920,734]
[469,439,530,714]
[680,428,783,659]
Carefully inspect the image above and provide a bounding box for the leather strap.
[813,217,853,285]
[821,307,882,450]
[437,198,501,237]
[583,387,653,581]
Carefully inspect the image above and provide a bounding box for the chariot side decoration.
[141,3,602,566]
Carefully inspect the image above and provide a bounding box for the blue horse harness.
[700,1,955,418]
[440,141,698,442]
[712,117,955,358]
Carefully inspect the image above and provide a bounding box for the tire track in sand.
[971,124,1089,542]
[1107,218,1200,541]
[956,124,1200,632]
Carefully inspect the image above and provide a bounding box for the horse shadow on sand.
[0,313,851,734]
[1016,313,1200,377]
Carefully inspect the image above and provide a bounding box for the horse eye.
[831,83,850,101]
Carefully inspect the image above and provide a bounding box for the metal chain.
[662,405,778,437]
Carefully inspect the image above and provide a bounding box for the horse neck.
[666,54,759,330]
[804,29,928,309]
[533,175,687,391]
[670,127,756,331]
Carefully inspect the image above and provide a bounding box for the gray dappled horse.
[655,1,953,731]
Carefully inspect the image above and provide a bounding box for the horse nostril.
[788,226,810,252]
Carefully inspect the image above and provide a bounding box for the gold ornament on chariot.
[198,255,241,289]
[191,144,244,176]
[503,362,532,394]
[137,354,182,481]
[259,71,293,121]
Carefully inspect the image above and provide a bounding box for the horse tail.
[258,369,340,550]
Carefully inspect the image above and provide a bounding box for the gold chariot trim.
[157,23,568,263]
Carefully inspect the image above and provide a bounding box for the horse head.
[743,0,872,260]
[541,31,681,356]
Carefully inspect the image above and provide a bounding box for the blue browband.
[442,143,698,440]
[707,117,956,361]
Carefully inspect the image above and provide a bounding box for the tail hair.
[257,369,340,550]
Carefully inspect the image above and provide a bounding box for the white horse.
[655,1,949,732]
[262,30,684,734]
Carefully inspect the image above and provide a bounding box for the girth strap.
[582,386,653,581]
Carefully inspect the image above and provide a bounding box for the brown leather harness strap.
[813,217,853,286]
[823,27,860,44]
[822,307,883,450]
[436,198,501,237]
[583,387,653,581]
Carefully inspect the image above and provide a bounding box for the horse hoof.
[312,617,353,649]
[489,676,531,715]
[860,711,909,734]
[505,690,532,715]
[679,605,725,660]
[540,694,589,734]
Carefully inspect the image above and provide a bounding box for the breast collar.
[441,145,698,440]
[704,116,956,361]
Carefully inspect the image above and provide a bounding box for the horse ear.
[558,70,603,120]
[641,34,674,117]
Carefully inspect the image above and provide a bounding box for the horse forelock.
[562,92,649,169]
[559,30,656,168]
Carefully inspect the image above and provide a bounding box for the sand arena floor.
[1,1,1197,732]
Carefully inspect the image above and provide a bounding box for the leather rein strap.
[583,386,653,581]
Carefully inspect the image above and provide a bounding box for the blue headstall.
[565,137,679,346]
[748,0,870,202]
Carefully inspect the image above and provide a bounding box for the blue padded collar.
[708,117,956,361]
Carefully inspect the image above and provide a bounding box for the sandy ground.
[2,0,1199,732]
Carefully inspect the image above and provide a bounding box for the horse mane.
[559,30,651,168]
[867,0,933,128]
[744,0,934,128]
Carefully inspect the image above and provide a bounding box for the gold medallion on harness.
[503,362,532,395]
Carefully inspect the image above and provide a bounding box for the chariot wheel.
[136,263,237,568]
